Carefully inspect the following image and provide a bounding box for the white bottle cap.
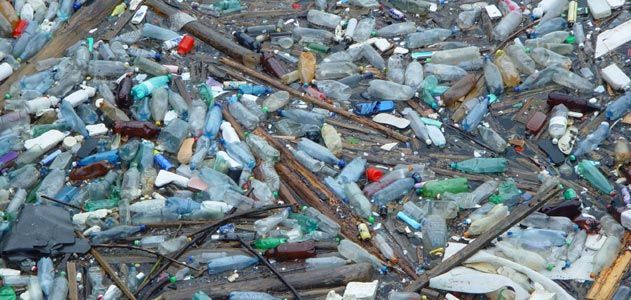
[63,136,77,150]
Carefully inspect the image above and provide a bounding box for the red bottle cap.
[177,35,195,55]
[365,167,384,182]
[12,19,28,38]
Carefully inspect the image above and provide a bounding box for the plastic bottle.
[228,95,260,130]
[424,63,468,81]
[28,276,44,300]
[572,122,610,159]
[37,257,54,296]
[366,80,415,101]
[505,43,536,75]
[465,204,509,236]
[451,158,507,174]
[548,104,569,144]
[592,236,621,276]
[478,126,508,153]
[297,138,345,167]
[462,95,490,132]
[352,17,375,42]
[131,75,170,100]
[377,21,416,38]
[494,10,522,41]
[389,292,422,300]
[374,232,397,262]
[142,23,179,41]
[564,229,587,268]
[508,228,568,251]
[224,141,255,169]
[307,9,341,28]
[605,92,631,121]
[264,240,316,261]
[613,286,631,300]
[483,57,504,96]
[316,61,358,80]
[495,241,548,271]
[49,272,68,300]
[406,28,452,49]
[457,7,481,29]
[229,292,280,300]
[422,215,448,261]
[530,48,571,69]
[305,256,348,270]
[89,225,145,244]
[514,65,557,91]
[443,180,498,209]
[402,108,431,145]
[494,50,520,87]
[343,182,372,218]
[600,215,625,240]
[430,46,482,71]
[207,255,258,275]
[338,239,385,270]
[521,212,577,232]
[157,235,189,255]
[372,177,415,205]
[551,67,594,92]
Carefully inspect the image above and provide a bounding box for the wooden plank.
[66,262,79,300]
[0,0,120,105]
[586,232,631,300]
[161,263,374,299]
[405,184,562,292]
[100,9,135,41]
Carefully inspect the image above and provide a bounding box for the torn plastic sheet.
[429,266,530,300]
[594,19,631,58]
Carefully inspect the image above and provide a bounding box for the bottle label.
[549,116,567,126]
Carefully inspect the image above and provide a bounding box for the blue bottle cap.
[337,160,346,168]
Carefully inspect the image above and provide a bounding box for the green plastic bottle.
[489,179,522,204]
[451,158,508,174]
[0,286,16,300]
[84,197,120,211]
[306,42,330,54]
[575,160,614,195]
[418,177,468,198]
[253,237,287,250]
[198,83,214,106]
[131,75,171,100]
[289,213,319,233]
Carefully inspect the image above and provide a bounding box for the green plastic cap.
[169,275,177,283]
[133,240,141,246]
[450,162,457,169]
[272,191,279,198]
[565,35,576,44]
[370,31,377,37]
[368,216,375,224]
[563,188,577,200]
[4,93,11,99]
[568,155,576,161]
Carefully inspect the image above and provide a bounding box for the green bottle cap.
[565,35,576,44]
[262,106,269,113]
[563,188,577,200]
[425,58,432,63]
[546,263,555,271]
[568,155,576,161]
[133,240,141,246]
[87,37,94,52]
[272,191,279,198]
[450,162,457,169]
[415,188,422,195]
[368,216,375,224]
[4,93,11,99]
[169,275,177,283]
[370,31,377,37]
[301,205,308,211]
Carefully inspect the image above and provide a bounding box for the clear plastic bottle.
[361,44,385,70]
[466,204,509,236]
[321,123,343,156]
[605,92,631,121]
[406,28,452,49]
[372,177,415,205]
[430,46,482,71]
[343,182,372,218]
[229,291,280,300]
[207,255,258,275]
[315,80,351,102]
[442,180,498,209]
[494,10,522,41]
[228,95,260,130]
[546,104,569,144]
[337,239,385,270]
[457,7,481,29]
[551,67,594,92]
[564,229,587,268]
[462,95,490,132]
[387,54,405,84]
[366,79,415,101]
[478,126,508,153]
[306,9,341,29]
[572,122,610,158]
[521,212,577,233]
[363,168,408,197]
[49,272,68,300]
[613,285,631,300]
[336,157,366,184]
[422,214,448,261]
[261,91,289,112]
[377,21,416,37]
[254,209,289,235]
[142,23,179,41]
[506,43,536,75]
[483,57,504,96]
[28,276,44,300]
[374,232,397,262]
[306,256,348,270]
[405,60,424,91]
[353,17,375,42]
[89,225,145,244]
[600,214,625,240]
[297,138,345,167]
[495,241,548,271]
[37,257,54,296]
[292,27,334,43]
[424,63,468,81]
[246,134,279,162]
[224,141,256,169]
[157,235,189,255]
[592,236,621,276]
[316,61,358,80]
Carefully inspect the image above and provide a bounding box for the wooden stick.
[146,0,260,67]
[405,184,562,292]
[91,244,201,271]
[219,57,410,142]
[90,243,137,300]
[586,232,631,300]
[0,0,121,104]
[66,262,79,300]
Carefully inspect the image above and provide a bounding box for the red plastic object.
[291,3,301,9]
[12,19,27,38]
[366,167,384,182]
[177,35,195,55]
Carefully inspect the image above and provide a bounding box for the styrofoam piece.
[72,209,110,226]
[485,5,502,19]
[24,129,66,150]
[372,113,410,129]
[373,38,391,52]
[601,64,631,90]
[595,19,631,58]
[155,169,190,187]
[0,62,13,81]
[343,280,379,300]
[587,0,611,20]
[86,123,108,136]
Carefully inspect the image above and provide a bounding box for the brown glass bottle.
[442,74,476,107]
[540,199,581,219]
[573,215,600,233]
[69,161,111,181]
[113,121,161,138]
[621,164,631,183]
[264,241,316,261]
[262,52,287,79]
[116,74,133,109]
[547,92,601,112]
